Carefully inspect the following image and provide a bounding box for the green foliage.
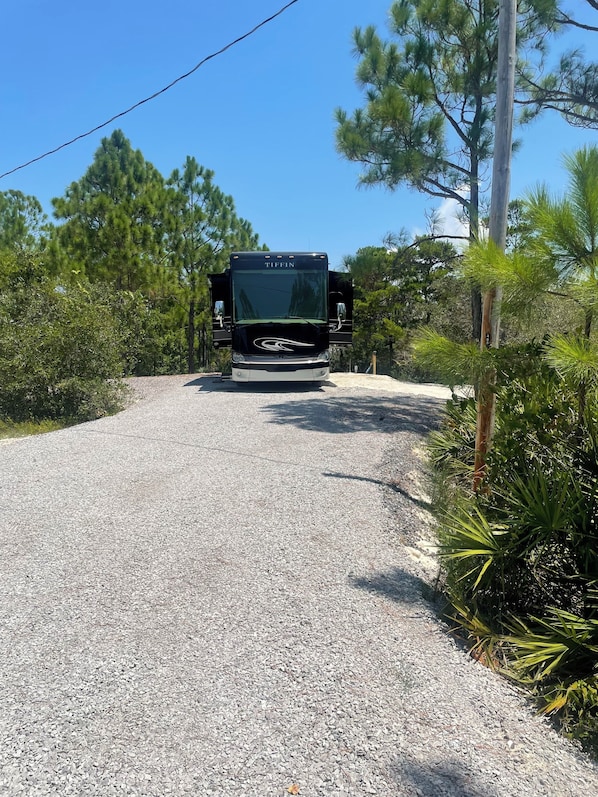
[0,202,129,425]
[524,147,598,286]
[424,149,598,747]
[505,608,598,748]
[440,505,506,592]
[521,48,598,129]
[463,239,557,319]
[0,130,267,424]
[336,0,499,209]
[51,129,166,292]
[0,274,127,422]
[537,677,598,750]
[429,344,598,748]
[0,189,48,253]
[46,131,265,376]
[412,328,487,386]
[336,0,550,244]
[336,1,565,341]
[544,333,598,386]
[427,397,477,485]
[102,288,187,376]
[0,418,63,439]
[506,609,598,681]
[164,156,263,373]
[346,239,464,377]
[0,247,49,291]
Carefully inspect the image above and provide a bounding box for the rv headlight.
[232,352,245,364]
[320,349,330,362]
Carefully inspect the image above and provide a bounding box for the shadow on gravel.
[184,375,235,391]
[184,375,325,394]
[353,572,492,797]
[262,394,444,435]
[349,566,431,606]
[324,471,432,511]
[391,758,487,797]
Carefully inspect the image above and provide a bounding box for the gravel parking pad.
[1,373,596,796]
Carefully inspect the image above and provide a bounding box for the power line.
[0,0,300,181]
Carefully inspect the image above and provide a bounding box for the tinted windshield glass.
[232,270,327,322]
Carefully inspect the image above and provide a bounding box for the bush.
[0,279,127,422]
[429,344,598,751]
[105,288,188,376]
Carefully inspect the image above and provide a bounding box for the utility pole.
[473,0,517,490]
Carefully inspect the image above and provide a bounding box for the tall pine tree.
[336,0,553,340]
[52,130,165,292]
[164,157,262,372]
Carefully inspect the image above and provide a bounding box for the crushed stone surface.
[1,373,596,796]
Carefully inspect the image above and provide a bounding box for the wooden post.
[372,351,377,375]
[473,0,517,491]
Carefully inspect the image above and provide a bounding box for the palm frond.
[439,505,506,590]
[541,677,598,717]
[495,464,583,545]
[505,609,598,680]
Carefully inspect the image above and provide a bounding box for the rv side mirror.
[214,300,225,318]
[336,302,347,320]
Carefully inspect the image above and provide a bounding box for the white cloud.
[410,189,491,248]
[434,197,469,245]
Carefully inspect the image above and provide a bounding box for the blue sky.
[1,0,596,269]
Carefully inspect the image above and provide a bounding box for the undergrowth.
[426,350,598,757]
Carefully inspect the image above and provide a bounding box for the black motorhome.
[210,251,352,382]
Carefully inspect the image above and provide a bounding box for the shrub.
[0,280,127,422]
[429,343,598,751]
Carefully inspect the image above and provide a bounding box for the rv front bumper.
[231,358,330,383]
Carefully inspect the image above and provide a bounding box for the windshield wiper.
[286,316,324,329]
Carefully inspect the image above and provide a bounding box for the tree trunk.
[471,288,482,343]
[198,323,207,369]
[470,123,482,343]
[473,0,517,492]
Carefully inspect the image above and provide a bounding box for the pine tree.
[52,129,165,292]
[164,157,262,373]
[336,0,552,340]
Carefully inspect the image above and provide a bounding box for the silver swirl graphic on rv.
[253,337,315,352]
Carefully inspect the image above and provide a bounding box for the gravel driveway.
[1,373,596,796]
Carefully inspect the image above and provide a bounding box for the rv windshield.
[232,269,327,323]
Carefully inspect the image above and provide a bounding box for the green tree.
[0,189,48,253]
[345,237,461,374]
[419,143,598,390]
[51,129,165,291]
[523,145,598,429]
[519,1,598,128]
[335,0,552,341]
[524,146,598,336]
[522,51,598,128]
[345,246,409,371]
[164,157,262,373]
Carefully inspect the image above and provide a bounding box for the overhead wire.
[0,0,300,181]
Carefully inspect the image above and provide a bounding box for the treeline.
[339,236,470,378]
[0,130,265,425]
